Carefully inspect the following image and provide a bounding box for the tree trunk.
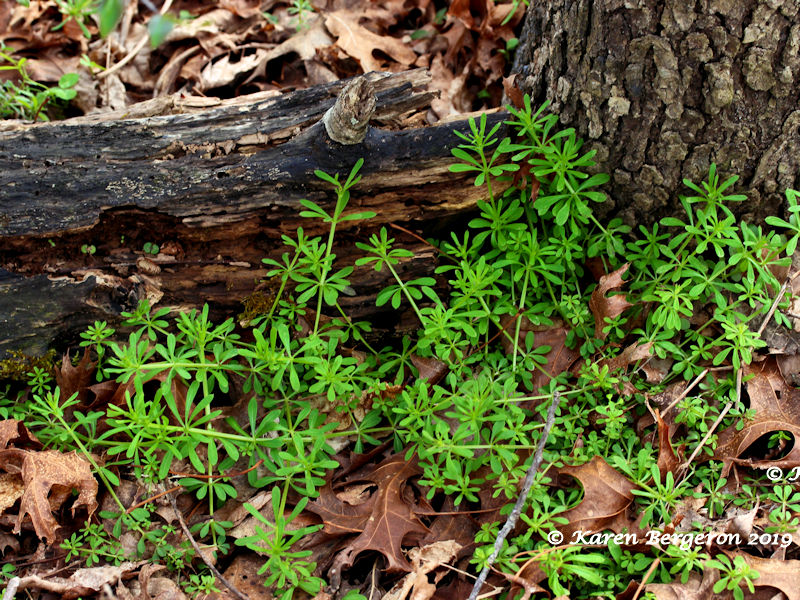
[0,70,509,356]
[510,0,800,224]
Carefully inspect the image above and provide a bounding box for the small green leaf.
[58,72,79,88]
[99,0,124,37]
[148,14,175,48]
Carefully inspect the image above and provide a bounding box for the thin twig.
[757,276,790,336]
[679,368,740,471]
[631,557,660,600]
[1,577,19,600]
[168,493,250,600]
[389,223,446,257]
[662,368,709,417]
[467,389,561,600]
[126,485,182,513]
[98,0,174,80]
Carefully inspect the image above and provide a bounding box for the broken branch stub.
[322,76,377,145]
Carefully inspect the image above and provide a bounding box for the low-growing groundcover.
[2,98,800,599]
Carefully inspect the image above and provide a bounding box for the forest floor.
[2,2,800,600]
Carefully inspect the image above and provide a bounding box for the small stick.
[168,493,250,600]
[98,0,174,80]
[631,557,661,600]
[757,276,790,336]
[1,577,19,600]
[467,389,561,600]
[679,368,740,471]
[662,368,709,417]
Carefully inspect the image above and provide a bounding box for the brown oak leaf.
[0,419,40,450]
[325,11,417,73]
[0,449,98,542]
[307,453,429,577]
[589,263,633,340]
[713,357,800,475]
[555,455,637,540]
[55,348,95,406]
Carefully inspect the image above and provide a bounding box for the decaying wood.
[0,69,509,356]
[511,0,800,224]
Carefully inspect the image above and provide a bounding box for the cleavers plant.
[2,95,799,598]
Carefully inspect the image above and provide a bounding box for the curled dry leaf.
[0,419,39,450]
[383,540,462,600]
[554,455,637,541]
[325,11,417,72]
[713,357,800,475]
[0,448,98,542]
[589,263,633,341]
[16,561,142,600]
[655,410,681,480]
[307,453,429,579]
[55,348,95,405]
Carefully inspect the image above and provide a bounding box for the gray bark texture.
[511,0,800,224]
[0,70,510,356]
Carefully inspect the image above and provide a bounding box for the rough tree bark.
[511,0,800,224]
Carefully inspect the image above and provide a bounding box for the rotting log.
[0,69,510,356]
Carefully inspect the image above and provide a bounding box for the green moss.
[0,349,56,381]
[238,290,276,324]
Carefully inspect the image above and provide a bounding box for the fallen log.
[0,69,509,356]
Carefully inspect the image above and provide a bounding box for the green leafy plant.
[182,572,221,598]
[287,0,314,30]
[234,489,324,600]
[707,554,759,600]
[53,0,97,37]
[0,45,78,121]
[60,520,126,566]
[11,94,800,598]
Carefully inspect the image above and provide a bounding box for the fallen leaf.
[597,341,653,374]
[325,11,417,72]
[215,552,273,600]
[0,419,39,450]
[383,540,461,600]
[410,354,448,385]
[307,453,429,576]
[55,348,95,405]
[589,263,632,340]
[0,472,24,515]
[16,561,141,600]
[713,357,800,475]
[555,455,637,541]
[656,410,681,480]
[718,551,800,600]
[0,449,98,542]
[200,48,268,91]
[163,8,237,43]
[645,569,719,600]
